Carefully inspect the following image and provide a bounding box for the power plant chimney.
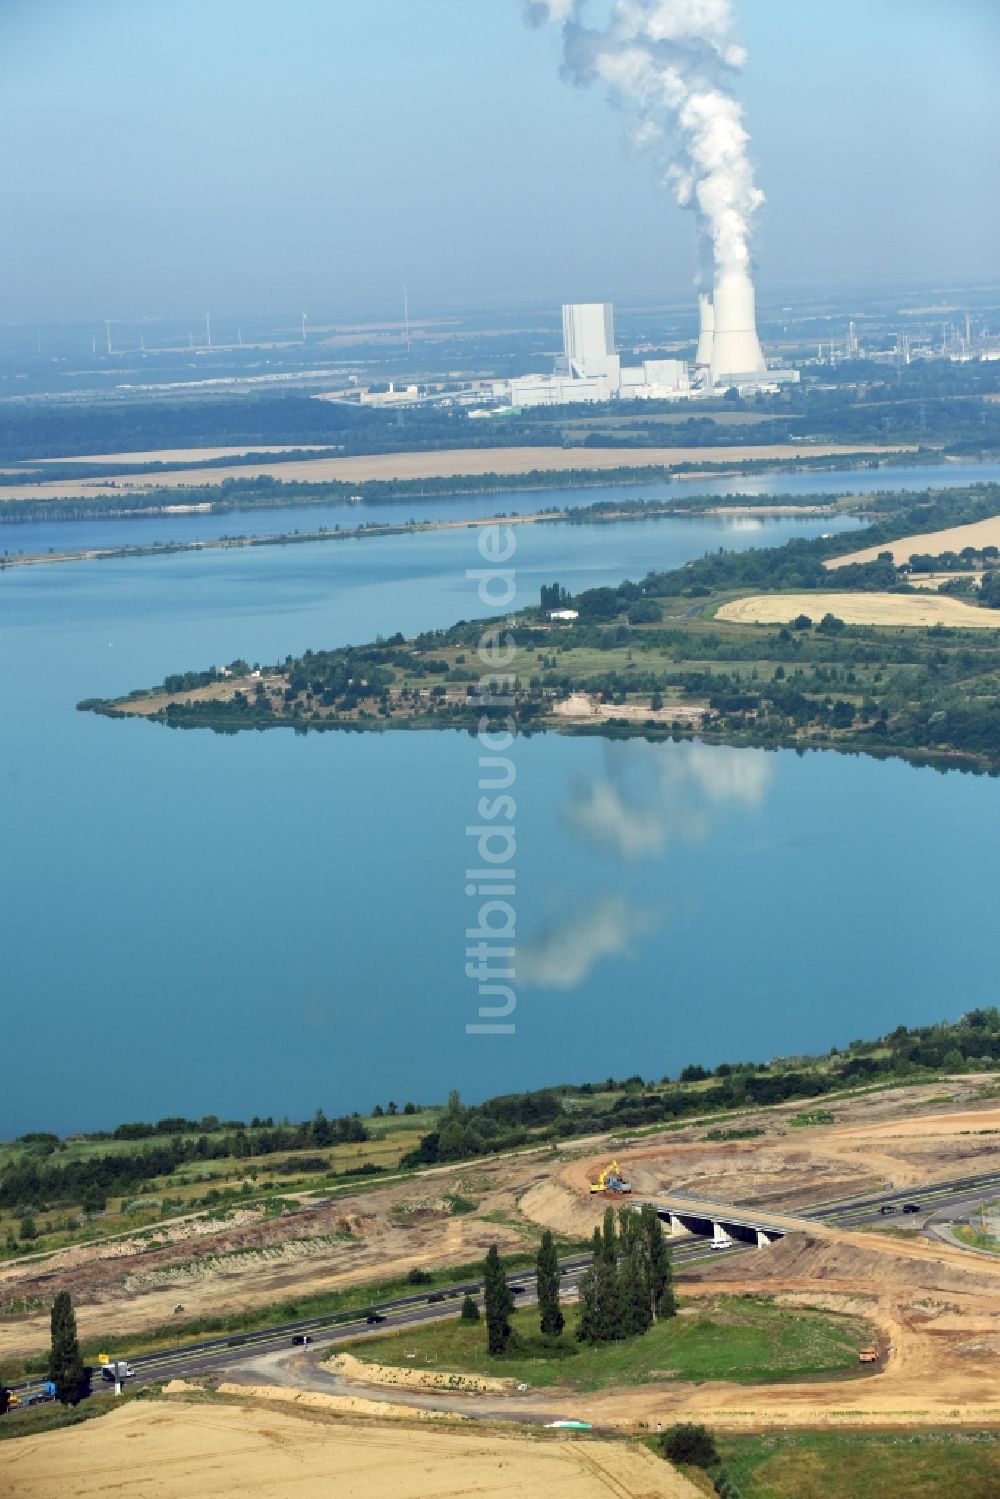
[710,273,765,384]
[695,293,715,366]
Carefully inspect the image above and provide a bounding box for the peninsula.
[79,482,1000,772]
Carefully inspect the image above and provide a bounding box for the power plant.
[706,273,766,383]
[492,283,796,410]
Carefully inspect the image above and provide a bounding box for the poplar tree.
[595,1252,619,1342]
[640,1202,675,1319]
[483,1245,514,1356]
[536,1229,564,1337]
[602,1205,618,1265]
[48,1290,85,1405]
[575,1265,601,1345]
[624,1242,652,1336]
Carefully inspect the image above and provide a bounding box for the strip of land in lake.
[0,442,917,503]
[0,500,841,571]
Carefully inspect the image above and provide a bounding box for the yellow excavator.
[589,1160,632,1194]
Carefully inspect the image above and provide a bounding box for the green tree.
[575,1265,601,1346]
[640,1202,675,1319]
[536,1229,564,1337]
[601,1205,617,1264]
[483,1244,514,1356]
[18,1213,37,1241]
[595,1251,619,1343]
[48,1290,85,1405]
[659,1423,720,1468]
[460,1294,480,1323]
[621,1242,652,1338]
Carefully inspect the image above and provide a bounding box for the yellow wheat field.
[716,591,1000,628]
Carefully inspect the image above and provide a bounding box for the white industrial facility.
[493,279,798,409]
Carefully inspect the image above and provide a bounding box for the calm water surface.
[1,502,998,1134]
[1,458,996,555]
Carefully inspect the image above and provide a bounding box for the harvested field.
[828,515,1000,568]
[29,445,334,466]
[2,1396,700,1499]
[0,443,914,503]
[715,591,999,628]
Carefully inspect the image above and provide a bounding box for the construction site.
[7,1076,1000,1495]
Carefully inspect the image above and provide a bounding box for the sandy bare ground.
[506,1094,1000,1428]
[715,590,1000,628]
[2,1396,701,1499]
[828,514,1000,567]
[552,693,706,726]
[0,1083,987,1359]
[905,571,981,591]
[0,443,914,503]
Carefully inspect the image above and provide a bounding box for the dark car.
[902,1203,921,1214]
[366,1313,387,1324]
[509,1284,525,1295]
[879,1205,897,1215]
[18,1389,55,1407]
[291,1334,313,1346]
[427,1291,447,1303]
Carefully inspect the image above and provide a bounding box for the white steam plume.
[524,0,763,284]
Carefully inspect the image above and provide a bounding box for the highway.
[7,1165,1000,1410]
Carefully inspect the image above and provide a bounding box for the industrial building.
[494,290,796,410]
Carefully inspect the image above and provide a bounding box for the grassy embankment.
[345,1296,872,1391]
[952,1204,1000,1254]
[712,1429,1000,1498]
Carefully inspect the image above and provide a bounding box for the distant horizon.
[2,1,996,324]
[2,273,1000,342]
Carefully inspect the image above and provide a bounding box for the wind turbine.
[301,311,307,343]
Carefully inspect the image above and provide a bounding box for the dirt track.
[509,1090,1000,1428]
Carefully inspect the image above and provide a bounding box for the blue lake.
[1,458,997,556]
[1,492,998,1135]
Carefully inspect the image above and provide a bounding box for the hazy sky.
[1,0,997,325]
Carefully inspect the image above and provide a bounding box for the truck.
[858,1347,879,1364]
[100,1359,135,1382]
[16,1383,57,1407]
[589,1160,632,1194]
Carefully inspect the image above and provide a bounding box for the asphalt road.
[8,1166,1000,1410]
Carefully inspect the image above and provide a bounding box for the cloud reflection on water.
[522,741,776,990]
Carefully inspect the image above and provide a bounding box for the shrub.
[460,1295,480,1322]
[660,1423,720,1469]
[407,1267,432,1285]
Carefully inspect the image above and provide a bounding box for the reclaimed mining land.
[78,482,1000,773]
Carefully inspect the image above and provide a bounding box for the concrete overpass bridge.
[632,1194,823,1249]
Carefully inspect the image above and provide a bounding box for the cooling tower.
[710,274,765,383]
[695,293,715,365]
